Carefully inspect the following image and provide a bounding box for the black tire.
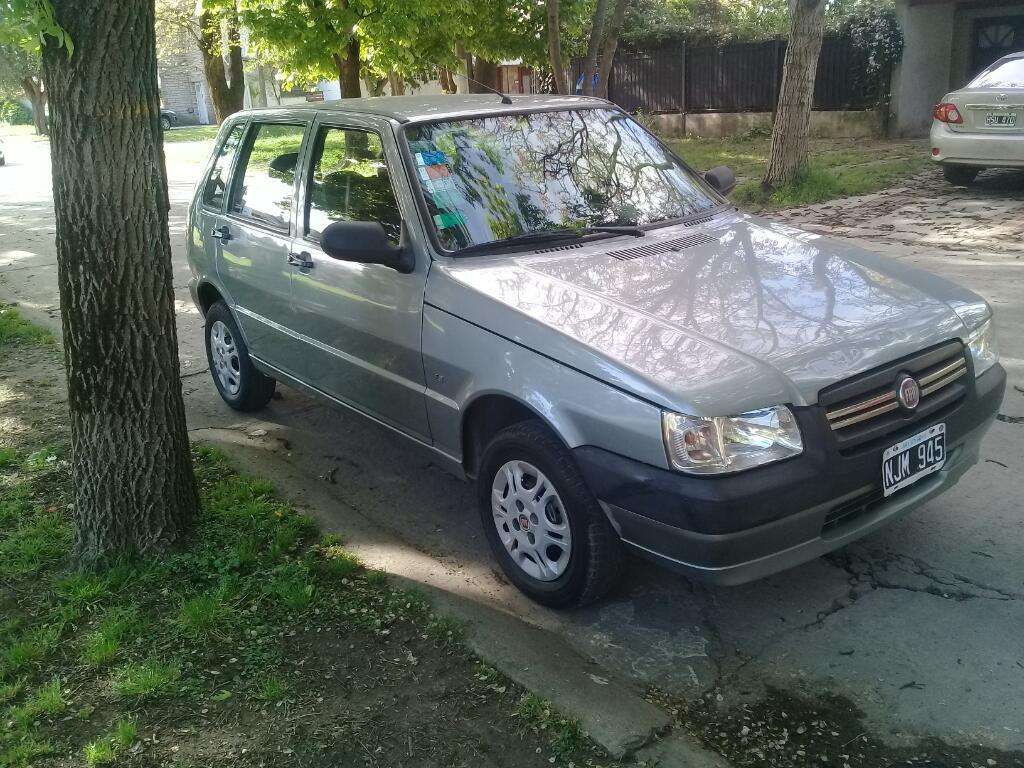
[943,165,979,186]
[204,301,275,412]
[160,116,172,131]
[477,421,624,608]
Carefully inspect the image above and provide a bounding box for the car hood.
[425,211,981,414]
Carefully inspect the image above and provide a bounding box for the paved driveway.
[2,133,1023,760]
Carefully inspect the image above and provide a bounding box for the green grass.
[162,124,220,143]
[81,608,145,667]
[110,659,181,701]
[516,693,588,760]
[83,718,136,766]
[250,674,288,702]
[666,135,929,210]
[8,678,65,727]
[0,306,53,347]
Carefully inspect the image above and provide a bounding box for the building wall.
[891,0,956,137]
[157,22,216,125]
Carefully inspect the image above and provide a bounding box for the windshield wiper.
[454,225,644,256]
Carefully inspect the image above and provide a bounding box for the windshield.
[969,57,1024,88]
[404,108,720,252]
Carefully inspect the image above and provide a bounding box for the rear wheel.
[204,301,275,411]
[943,165,979,185]
[160,115,172,131]
[477,421,623,608]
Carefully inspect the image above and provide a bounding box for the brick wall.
[157,21,215,125]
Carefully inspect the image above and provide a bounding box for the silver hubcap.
[491,460,572,581]
[209,320,242,396]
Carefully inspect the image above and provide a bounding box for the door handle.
[209,225,232,242]
[287,251,314,269]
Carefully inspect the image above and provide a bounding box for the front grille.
[818,341,969,452]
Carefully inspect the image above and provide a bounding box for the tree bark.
[546,0,568,95]
[40,0,199,563]
[453,41,470,94]
[21,75,48,134]
[332,37,361,98]
[199,7,244,123]
[581,0,609,96]
[596,0,629,99]
[762,0,826,189]
[470,57,499,93]
[387,70,404,96]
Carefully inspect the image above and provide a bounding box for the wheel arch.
[459,392,569,479]
[195,280,226,316]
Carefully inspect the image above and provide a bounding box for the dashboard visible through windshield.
[404,108,720,252]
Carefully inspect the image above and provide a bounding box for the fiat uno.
[186,95,1005,607]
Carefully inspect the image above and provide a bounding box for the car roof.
[241,94,612,124]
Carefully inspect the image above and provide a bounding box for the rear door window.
[202,124,245,209]
[229,122,307,230]
[305,126,401,244]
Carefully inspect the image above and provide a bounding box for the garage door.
[971,15,1024,77]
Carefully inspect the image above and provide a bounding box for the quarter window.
[305,127,401,245]
[202,124,244,209]
[230,123,306,230]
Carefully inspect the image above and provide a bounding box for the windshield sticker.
[424,164,450,179]
[433,211,465,229]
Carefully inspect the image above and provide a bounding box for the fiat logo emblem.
[997,93,1008,102]
[897,375,921,410]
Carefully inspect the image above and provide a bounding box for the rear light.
[933,102,963,124]
[932,147,940,156]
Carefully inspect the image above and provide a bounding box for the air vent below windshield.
[606,233,717,261]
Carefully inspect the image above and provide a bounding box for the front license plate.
[882,423,946,497]
[985,112,1017,127]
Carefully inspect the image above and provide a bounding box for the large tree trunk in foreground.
[22,75,48,134]
[546,0,568,94]
[762,0,826,189]
[581,0,609,96]
[41,0,199,563]
[199,7,245,123]
[596,0,629,99]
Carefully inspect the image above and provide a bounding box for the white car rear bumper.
[930,120,1024,168]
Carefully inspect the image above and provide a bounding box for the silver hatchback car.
[186,95,1005,607]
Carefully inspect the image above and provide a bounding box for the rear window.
[202,124,244,209]
[969,57,1024,88]
[229,123,306,230]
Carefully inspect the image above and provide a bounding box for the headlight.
[965,319,998,378]
[662,406,803,475]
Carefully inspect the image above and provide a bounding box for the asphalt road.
[2,131,1023,756]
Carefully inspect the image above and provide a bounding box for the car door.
[213,118,311,378]
[288,115,431,441]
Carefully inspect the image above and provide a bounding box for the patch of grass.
[81,607,144,667]
[162,125,219,143]
[315,544,362,580]
[55,570,111,607]
[424,614,466,646]
[83,718,136,766]
[0,448,20,469]
[23,446,59,470]
[262,562,315,611]
[250,674,288,702]
[110,659,181,701]
[8,678,65,727]
[516,693,588,760]
[0,510,73,578]
[0,736,53,767]
[0,677,26,705]
[0,306,53,346]
[2,623,62,674]
[176,589,235,641]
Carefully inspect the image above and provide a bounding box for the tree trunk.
[471,58,499,93]
[581,0,609,96]
[199,8,244,123]
[387,70,405,96]
[546,0,568,95]
[762,0,826,189]
[453,42,470,94]
[332,37,361,98]
[21,76,48,135]
[40,0,199,563]
[596,0,629,100]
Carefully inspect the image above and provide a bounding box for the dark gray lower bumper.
[577,364,1005,586]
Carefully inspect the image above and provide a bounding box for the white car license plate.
[882,423,945,497]
[985,112,1017,127]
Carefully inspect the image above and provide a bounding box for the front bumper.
[930,120,1024,168]
[574,363,1006,586]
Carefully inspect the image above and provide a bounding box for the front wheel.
[204,301,276,411]
[477,421,623,608]
[160,116,172,131]
[943,165,979,185]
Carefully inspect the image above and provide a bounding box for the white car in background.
[931,52,1024,185]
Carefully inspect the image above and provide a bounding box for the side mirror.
[320,220,414,273]
[704,165,736,196]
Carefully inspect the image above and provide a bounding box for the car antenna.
[466,77,513,105]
